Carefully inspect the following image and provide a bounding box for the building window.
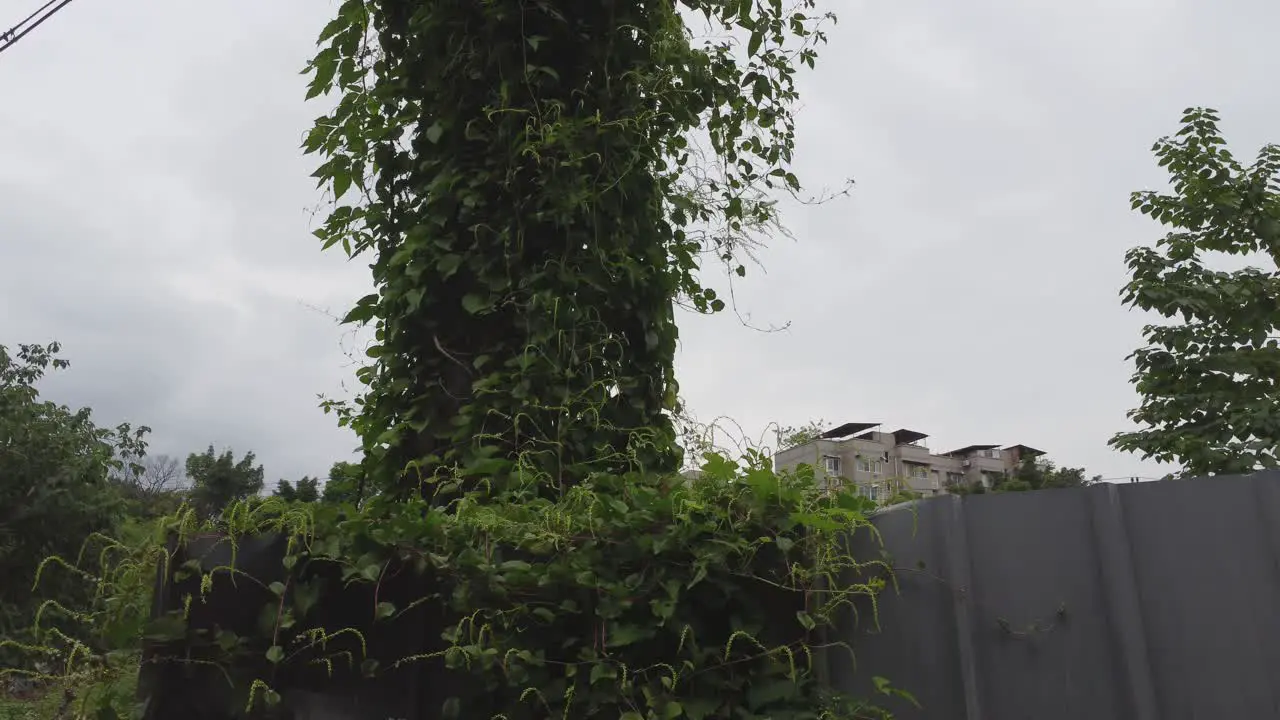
[946,472,965,486]
[856,457,883,475]
[907,465,929,482]
[823,455,841,477]
[864,484,880,502]
[981,448,1001,459]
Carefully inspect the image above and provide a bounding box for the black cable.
[2,0,58,39]
[0,0,78,56]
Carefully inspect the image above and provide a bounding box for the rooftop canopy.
[891,428,929,446]
[944,444,999,457]
[817,422,879,440]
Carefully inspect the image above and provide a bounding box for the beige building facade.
[773,421,1044,503]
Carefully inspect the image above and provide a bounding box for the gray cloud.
[2,0,1275,483]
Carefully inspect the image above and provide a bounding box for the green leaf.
[376,601,396,619]
[266,645,284,664]
[317,18,346,42]
[688,563,708,588]
[269,581,286,596]
[607,623,649,648]
[666,702,684,719]
[461,293,490,315]
[333,171,352,200]
[590,662,616,685]
[796,610,816,630]
[425,122,444,144]
[747,678,798,708]
[406,287,426,311]
[442,697,462,720]
[683,698,719,720]
[437,254,464,277]
[747,29,763,56]
[215,630,239,652]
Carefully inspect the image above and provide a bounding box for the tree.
[306,0,835,502]
[113,453,184,495]
[185,446,264,517]
[319,460,364,505]
[0,342,147,645]
[1111,108,1280,477]
[777,419,832,451]
[273,476,320,503]
[992,458,1092,492]
[111,453,188,517]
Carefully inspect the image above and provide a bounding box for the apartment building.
[773,421,1044,502]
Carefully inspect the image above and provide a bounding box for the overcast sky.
[1,0,1276,483]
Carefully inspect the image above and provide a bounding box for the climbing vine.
[304,0,837,499]
[3,2,908,718]
[7,458,907,719]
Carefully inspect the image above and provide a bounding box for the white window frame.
[822,455,841,477]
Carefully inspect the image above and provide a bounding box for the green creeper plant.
[6,2,911,717]
[1111,108,1280,476]
[25,457,906,719]
[304,0,837,500]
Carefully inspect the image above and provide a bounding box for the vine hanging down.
[10,455,909,719]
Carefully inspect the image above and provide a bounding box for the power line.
[1093,476,1166,484]
[0,0,79,56]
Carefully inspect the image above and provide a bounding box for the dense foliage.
[319,460,364,505]
[990,458,1094,493]
[56,457,897,720]
[307,0,835,500]
[3,1,908,718]
[0,343,145,655]
[272,476,320,503]
[111,454,187,519]
[1111,108,1280,476]
[187,446,265,518]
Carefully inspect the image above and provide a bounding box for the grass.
[0,659,140,720]
[0,690,65,720]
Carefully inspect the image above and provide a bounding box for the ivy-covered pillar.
[307,0,832,501]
